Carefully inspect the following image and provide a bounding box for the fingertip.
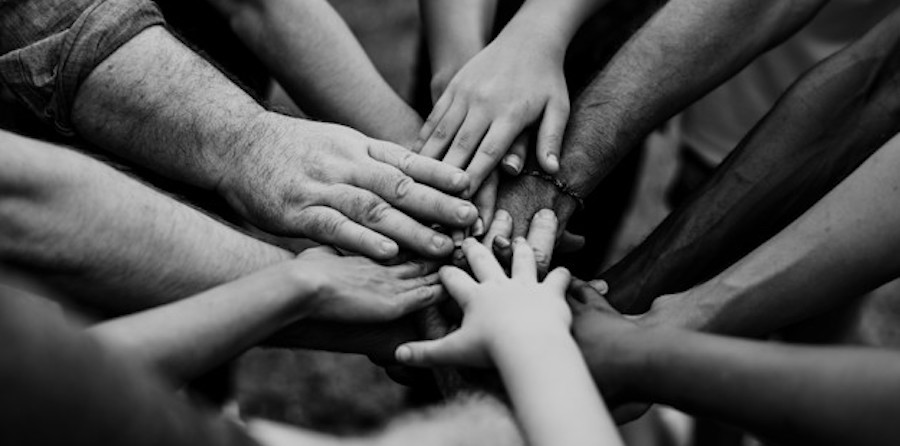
[395,345,413,364]
[502,154,522,175]
[543,153,560,173]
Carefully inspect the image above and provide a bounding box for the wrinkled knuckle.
[433,125,451,141]
[390,175,414,201]
[480,142,502,160]
[398,151,416,172]
[363,200,392,225]
[453,132,473,151]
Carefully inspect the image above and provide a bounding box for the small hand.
[292,246,445,322]
[219,113,479,260]
[416,32,569,197]
[395,238,572,368]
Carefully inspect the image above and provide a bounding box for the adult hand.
[495,172,581,242]
[218,113,479,260]
[415,29,570,197]
[396,238,572,368]
[568,279,649,422]
[291,246,445,323]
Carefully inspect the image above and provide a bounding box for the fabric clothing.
[680,0,898,166]
[0,0,165,135]
[0,285,260,446]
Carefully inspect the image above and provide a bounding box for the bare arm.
[206,0,422,147]
[0,130,290,314]
[570,294,900,445]
[498,0,829,236]
[601,9,900,314]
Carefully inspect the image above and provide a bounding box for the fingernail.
[380,240,398,256]
[547,153,559,171]
[453,248,465,263]
[503,155,522,175]
[451,172,467,189]
[396,346,412,362]
[594,280,610,295]
[457,205,476,222]
[513,236,527,246]
[494,236,511,249]
[473,218,485,237]
[432,234,449,251]
[495,210,510,221]
[537,208,556,220]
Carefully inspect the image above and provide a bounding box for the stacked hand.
[395,238,572,367]
[218,112,479,260]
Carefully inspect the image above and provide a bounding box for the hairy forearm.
[560,0,827,195]
[90,263,309,384]
[603,10,900,313]
[211,0,422,146]
[71,25,267,190]
[0,131,291,314]
[493,328,620,446]
[623,328,900,444]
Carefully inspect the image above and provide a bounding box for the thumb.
[395,332,467,367]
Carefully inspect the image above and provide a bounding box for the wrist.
[487,322,573,362]
[213,109,273,198]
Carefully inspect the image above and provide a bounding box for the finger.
[472,170,499,237]
[492,236,513,267]
[558,230,586,254]
[416,94,453,154]
[324,185,454,257]
[501,132,529,175]
[537,101,568,174]
[395,332,468,367]
[296,206,398,259]
[482,208,511,248]
[590,279,610,295]
[465,121,522,197]
[419,100,467,160]
[391,260,441,279]
[354,163,478,228]
[368,141,470,194]
[442,113,490,169]
[511,237,537,281]
[526,209,559,274]
[439,266,478,306]
[543,267,572,294]
[394,284,446,317]
[462,238,506,282]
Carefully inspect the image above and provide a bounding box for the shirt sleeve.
[0,0,165,135]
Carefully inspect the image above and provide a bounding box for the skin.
[569,287,900,446]
[598,8,900,314]
[71,26,477,260]
[204,0,423,147]
[496,0,830,239]
[396,239,622,446]
[417,0,608,201]
[91,247,442,384]
[0,284,526,446]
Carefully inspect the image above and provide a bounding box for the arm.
[90,247,441,384]
[69,25,477,259]
[601,9,900,314]
[0,130,291,314]
[206,0,422,147]
[396,239,622,446]
[570,294,900,445]
[497,0,829,237]
[420,0,497,101]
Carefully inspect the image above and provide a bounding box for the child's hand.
[395,237,571,368]
[291,246,444,322]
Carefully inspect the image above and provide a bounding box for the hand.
[567,279,643,413]
[290,246,445,323]
[395,238,572,368]
[218,113,479,260]
[495,172,581,241]
[415,30,570,197]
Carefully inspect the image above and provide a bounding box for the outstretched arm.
[0,130,290,314]
[601,9,900,314]
[571,293,900,445]
[497,0,829,237]
[206,0,423,147]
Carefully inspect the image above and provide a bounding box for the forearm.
[622,328,900,444]
[560,0,826,195]
[90,263,309,384]
[71,25,267,190]
[0,131,291,314]
[211,0,422,146]
[421,0,497,89]
[603,10,900,313]
[492,328,620,446]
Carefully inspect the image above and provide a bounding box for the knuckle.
[389,174,414,201]
[433,125,451,141]
[304,212,344,239]
[398,151,416,172]
[363,200,392,225]
[479,142,502,159]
